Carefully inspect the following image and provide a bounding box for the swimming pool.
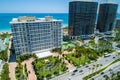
[4,36,9,44]
[3,36,9,50]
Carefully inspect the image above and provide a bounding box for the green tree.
[1,63,10,80]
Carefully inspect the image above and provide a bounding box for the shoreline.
[0,30,12,34]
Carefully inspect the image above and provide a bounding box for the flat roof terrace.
[10,16,62,24]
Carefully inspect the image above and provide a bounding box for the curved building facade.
[68,1,98,36]
[97,3,118,32]
[116,18,120,28]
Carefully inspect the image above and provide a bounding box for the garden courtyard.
[63,46,99,67]
[33,57,67,80]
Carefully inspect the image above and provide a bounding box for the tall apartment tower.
[97,1,118,32]
[68,0,98,37]
[115,18,120,28]
[10,16,62,54]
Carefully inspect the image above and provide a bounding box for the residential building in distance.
[0,38,4,51]
[10,16,62,54]
[97,1,118,32]
[68,0,98,38]
[115,18,120,28]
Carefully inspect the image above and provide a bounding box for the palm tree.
[99,64,103,69]
[20,74,27,80]
[92,67,95,73]
[16,52,21,58]
[92,65,96,72]
[117,52,120,59]
[96,64,99,71]
[89,67,91,74]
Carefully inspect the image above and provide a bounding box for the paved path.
[9,62,17,80]
[22,58,37,80]
[52,53,75,72]
[64,57,75,72]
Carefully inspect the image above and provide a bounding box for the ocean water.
[0,13,68,32]
[0,13,120,32]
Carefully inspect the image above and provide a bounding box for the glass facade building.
[97,3,118,32]
[68,1,98,37]
[115,19,120,28]
[10,16,62,54]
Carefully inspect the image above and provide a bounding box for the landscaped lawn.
[97,39,113,53]
[33,57,67,80]
[64,46,101,67]
[88,39,95,47]
[65,53,91,66]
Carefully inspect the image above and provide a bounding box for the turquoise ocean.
[0,13,120,32]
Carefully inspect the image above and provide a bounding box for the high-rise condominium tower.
[10,16,62,54]
[97,1,118,32]
[68,0,98,37]
[115,18,120,28]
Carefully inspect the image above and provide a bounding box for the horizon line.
[0,12,69,14]
[0,12,120,14]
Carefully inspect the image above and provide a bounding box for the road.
[92,61,120,80]
[51,52,119,80]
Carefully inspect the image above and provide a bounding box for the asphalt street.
[51,52,119,80]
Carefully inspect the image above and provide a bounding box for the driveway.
[22,58,37,80]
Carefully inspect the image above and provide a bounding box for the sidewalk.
[22,58,37,80]
[9,62,17,80]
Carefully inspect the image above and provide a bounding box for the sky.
[0,0,120,13]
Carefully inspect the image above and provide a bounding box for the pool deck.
[62,41,75,49]
[2,36,10,50]
[4,36,9,44]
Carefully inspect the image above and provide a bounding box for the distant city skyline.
[0,0,120,13]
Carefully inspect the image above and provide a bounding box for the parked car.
[85,66,89,68]
[67,77,71,80]
[104,54,111,58]
[79,70,83,73]
[90,78,94,80]
[71,73,75,76]
[109,69,112,71]
[101,72,104,75]
[113,57,115,59]
[73,69,78,73]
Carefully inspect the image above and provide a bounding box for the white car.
[67,77,71,80]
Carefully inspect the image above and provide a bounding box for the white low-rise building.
[0,59,4,72]
[0,38,4,51]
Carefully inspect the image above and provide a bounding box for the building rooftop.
[70,0,97,2]
[100,0,117,4]
[116,18,120,20]
[10,16,62,24]
[36,51,52,59]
